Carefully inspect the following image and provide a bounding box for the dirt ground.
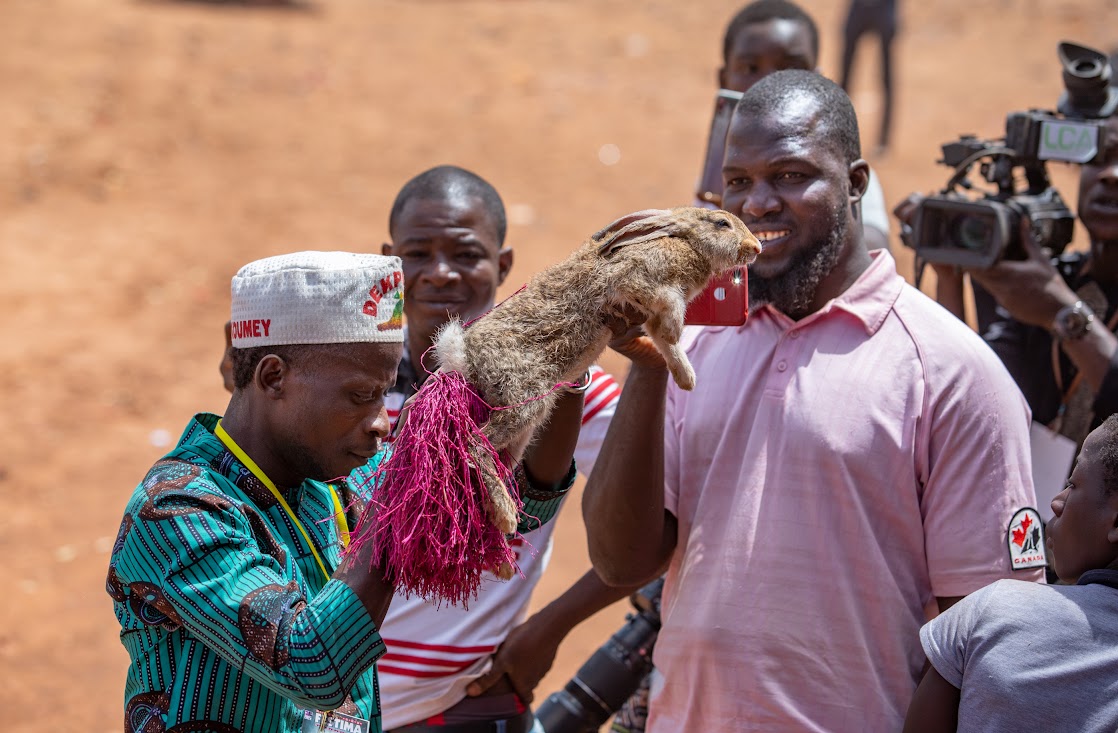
[2,0,1118,729]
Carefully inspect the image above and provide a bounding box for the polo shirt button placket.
[776,360,788,372]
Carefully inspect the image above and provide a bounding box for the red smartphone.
[684,267,749,326]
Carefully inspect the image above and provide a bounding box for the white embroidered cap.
[230,251,404,347]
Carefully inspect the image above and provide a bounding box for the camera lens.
[534,578,664,733]
[952,214,995,252]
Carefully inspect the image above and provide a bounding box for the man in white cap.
[106,252,583,733]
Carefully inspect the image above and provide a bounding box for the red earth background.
[2,0,1117,729]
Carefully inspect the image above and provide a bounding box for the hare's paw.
[670,360,697,391]
[648,333,697,391]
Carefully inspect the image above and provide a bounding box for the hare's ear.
[591,209,671,241]
[594,210,686,256]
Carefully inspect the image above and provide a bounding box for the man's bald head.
[735,69,862,164]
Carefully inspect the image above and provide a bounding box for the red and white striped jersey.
[378,361,621,729]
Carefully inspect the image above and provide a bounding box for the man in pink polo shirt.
[584,70,1044,732]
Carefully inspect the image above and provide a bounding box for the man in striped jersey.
[110,252,583,732]
[376,166,632,733]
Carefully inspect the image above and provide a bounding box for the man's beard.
[749,205,849,321]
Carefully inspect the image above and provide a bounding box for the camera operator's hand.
[893,192,923,229]
[966,218,1079,330]
[465,614,562,705]
[895,193,970,321]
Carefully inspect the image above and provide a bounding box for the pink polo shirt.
[650,251,1043,732]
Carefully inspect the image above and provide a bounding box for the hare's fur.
[434,206,760,531]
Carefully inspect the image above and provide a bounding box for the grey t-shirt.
[921,575,1118,733]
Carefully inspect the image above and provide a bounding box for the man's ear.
[381,242,394,257]
[497,247,514,287]
[221,321,235,394]
[1107,495,1118,545]
[848,159,871,205]
[717,67,728,89]
[255,354,289,400]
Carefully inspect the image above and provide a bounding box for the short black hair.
[388,165,508,246]
[722,0,820,65]
[1097,414,1118,495]
[736,69,861,163]
[230,343,346,391]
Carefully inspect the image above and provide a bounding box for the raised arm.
[521,389,584,489]
[583,333,677,587]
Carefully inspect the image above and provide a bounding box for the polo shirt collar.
[829,250,904,335]
[755,249,903,335]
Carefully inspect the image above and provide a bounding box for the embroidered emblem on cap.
[361,269,404,332]
[1007,507,1047,570]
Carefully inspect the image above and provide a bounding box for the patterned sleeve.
[515,459,578,533]
[110,461,386,711]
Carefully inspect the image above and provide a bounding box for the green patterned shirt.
[108,413,571,732]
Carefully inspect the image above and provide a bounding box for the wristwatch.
[1052,300,1095,341]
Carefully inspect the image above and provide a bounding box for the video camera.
[533,577,663,733]
[904,41,1117,270]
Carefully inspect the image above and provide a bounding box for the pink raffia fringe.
[347,370,521,608]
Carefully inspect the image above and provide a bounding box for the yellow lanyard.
[214,420,349,584]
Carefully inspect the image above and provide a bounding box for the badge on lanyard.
[300,709,371,733]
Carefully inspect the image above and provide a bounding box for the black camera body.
[533,578,663,733]
[905,41,1117,269]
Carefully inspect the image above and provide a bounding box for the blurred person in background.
[839,0,899,156]
[706,0,893,253]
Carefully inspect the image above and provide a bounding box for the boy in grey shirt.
[903,415,1118,733]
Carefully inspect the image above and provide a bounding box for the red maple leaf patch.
[1011,513,1033,548]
